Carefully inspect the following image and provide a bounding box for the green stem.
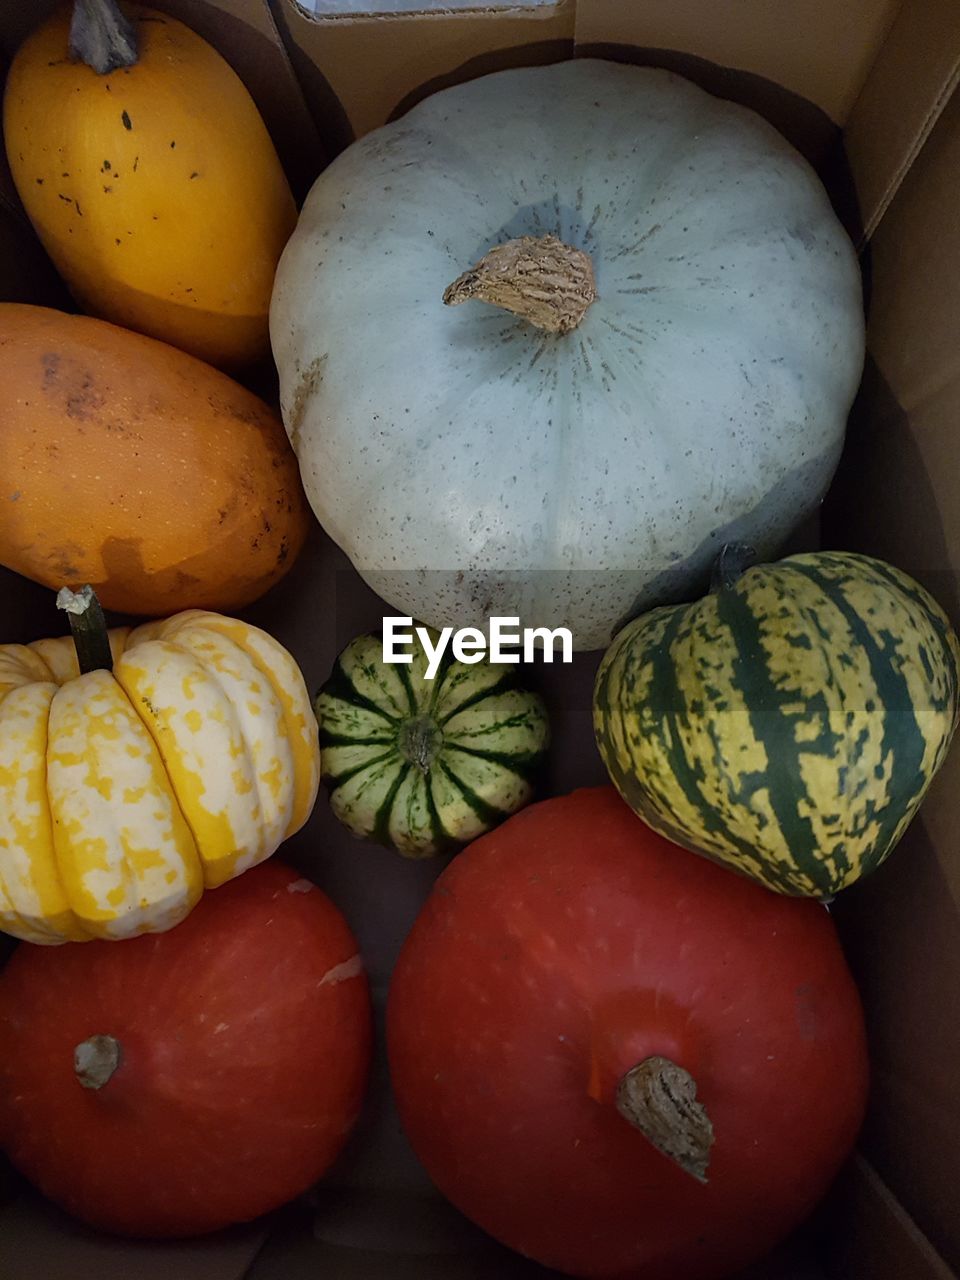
[710,542,756,594]
[69,0,138,75]
[397,715,443,774]
[57,585,114,675]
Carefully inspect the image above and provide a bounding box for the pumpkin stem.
[397,715,444,774]
[443,234,597,335]
[69,0,139,75]
[615,1056,714,1184]
[711,542,756,593]
[74,1034,122,1090]
[57,585,114,675]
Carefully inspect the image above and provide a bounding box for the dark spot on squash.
[58,193,72,204]
[115,238,121,246]
[288,355,326,453]
[133,156,139,171]
[49,544,86,580]
[170,140,176,149]
[103,160,111,171]
[121,110,132,130]
[189,171,199,179]
[35,177,43,185]
[103,186,113,194]
[41,353,61,386]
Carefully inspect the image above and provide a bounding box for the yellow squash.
[0,589,320,945]
[3,1,297,369]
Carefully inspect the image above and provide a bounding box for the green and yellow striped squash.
[593,547,960,897]
[315,632,549,857]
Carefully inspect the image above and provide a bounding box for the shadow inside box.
[244,1193,831,1279]
[823,355,960,625]
[830,811,960,1272]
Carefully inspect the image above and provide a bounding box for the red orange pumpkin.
[388,787,868,1280]
[0,861,371,1237]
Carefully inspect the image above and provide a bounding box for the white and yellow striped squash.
[593,548,960,897]
[0,604,320,944]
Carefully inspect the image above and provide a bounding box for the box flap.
[571,0,898,124]
[844,0,960,243]
[267,0,575,143]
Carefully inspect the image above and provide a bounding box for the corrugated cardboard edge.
[845,0,960,245]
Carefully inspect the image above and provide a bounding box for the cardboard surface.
[825,1158,956,1280]
[269,0,575,142]
[573,0,900,124]
[269,0,898,146]
[2,1,960,1278]
[844,0,960,243]
[246,1201,831,1279]
[823,81,960,1275]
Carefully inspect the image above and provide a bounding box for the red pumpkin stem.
[69,0,138,75]
[444,234,597,335]
[74,1034,122,1091]
[57,585,114,675]
[615,1056,714,1184]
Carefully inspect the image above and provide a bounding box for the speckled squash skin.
[272,60,865,651]
[0,610,320,943]
[4,4,296,369]
[0,304,310,615]
[594,551,960,896]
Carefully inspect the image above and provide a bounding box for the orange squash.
[0,304,310,616]
[3,1,297,369]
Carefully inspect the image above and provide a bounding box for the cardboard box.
[1,1,959,1276]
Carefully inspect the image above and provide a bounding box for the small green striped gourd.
[315,632,549,857]
[593,547,960,897]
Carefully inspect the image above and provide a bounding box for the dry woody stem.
[444,234,597,335]
[616,1055,715,1183]
[75,1034,122,1090]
